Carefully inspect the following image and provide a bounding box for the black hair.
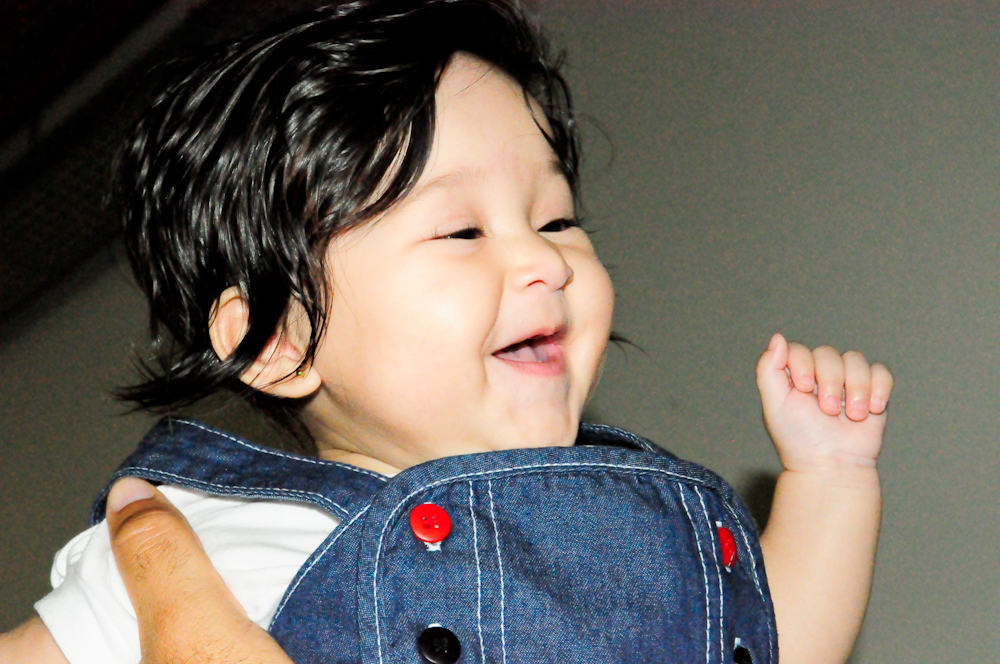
[114,0,580,451]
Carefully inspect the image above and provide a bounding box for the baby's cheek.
[575,255,615,338]
[569,254,615,395]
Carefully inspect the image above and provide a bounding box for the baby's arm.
[0,617,70,664]
[756,333,893,664]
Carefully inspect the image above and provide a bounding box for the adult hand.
[106,478,295,664]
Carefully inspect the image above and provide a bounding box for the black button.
[733,645,754,664]
[417,626,461,664]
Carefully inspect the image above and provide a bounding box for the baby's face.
[304,54,614,470]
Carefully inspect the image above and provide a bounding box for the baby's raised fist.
[756,333,893,472]
[784,341,892,421]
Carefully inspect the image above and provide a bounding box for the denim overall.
[92,419,777,664]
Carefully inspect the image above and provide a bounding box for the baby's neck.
[303,406,402,475]
[318,448,401,477]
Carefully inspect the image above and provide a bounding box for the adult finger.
[106,478,294,664]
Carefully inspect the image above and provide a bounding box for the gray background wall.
[2,1,999,661]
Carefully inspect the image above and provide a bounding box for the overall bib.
[92,419,777,664]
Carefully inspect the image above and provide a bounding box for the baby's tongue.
[495,342,541,363]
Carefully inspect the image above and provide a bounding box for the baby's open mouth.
[493,333,563,363]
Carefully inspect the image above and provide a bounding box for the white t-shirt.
[35,485,341,664]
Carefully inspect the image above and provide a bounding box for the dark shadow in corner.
[740,471,779,531]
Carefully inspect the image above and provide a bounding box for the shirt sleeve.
[35,485,341,664]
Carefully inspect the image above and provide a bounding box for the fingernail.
[107,478,156,514]
[823,395,841,412]
[871,397,887,412]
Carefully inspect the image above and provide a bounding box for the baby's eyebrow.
[406,158,566,205]
[410,170,474,200]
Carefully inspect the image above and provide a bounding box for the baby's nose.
[508,234,574,292]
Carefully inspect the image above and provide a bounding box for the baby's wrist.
[778,448,878,472]
[778,459,881,492]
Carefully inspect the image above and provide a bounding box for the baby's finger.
[786,342,816,393]
[756,333,792,413]
[843,351,872,421]
[813,345,845,416]
[870,362,894,414]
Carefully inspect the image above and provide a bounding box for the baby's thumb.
[105,478,255,658]
[756,333,791,413]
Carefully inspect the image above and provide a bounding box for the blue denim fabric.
[93,419,777,664]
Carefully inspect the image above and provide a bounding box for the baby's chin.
[411,413,580,463]
[489,389,586,443]
[494,410,581,450]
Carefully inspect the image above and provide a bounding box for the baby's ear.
[208,286,321,398]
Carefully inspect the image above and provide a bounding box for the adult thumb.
[105,478,293,664]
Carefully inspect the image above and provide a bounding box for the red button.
[717,525,738,569]
[410,503,452,544]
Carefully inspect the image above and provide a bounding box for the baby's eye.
[538,217,582,233]
[441,227,484,240]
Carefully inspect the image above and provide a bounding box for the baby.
[0,1,892,663]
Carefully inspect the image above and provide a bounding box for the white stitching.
[173,419,389,481]
[723,506,764,595]
[695,486,724,664]
[375,515,385,664]
[582,423,658,451]
[120,466,349,517]
[487,480,507,664]
[470,483,486,664]
[373,459,720,663]
[270,506,368,624]
[380,461,706,520]
[724,503,774,663]
[679,486,711,664]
